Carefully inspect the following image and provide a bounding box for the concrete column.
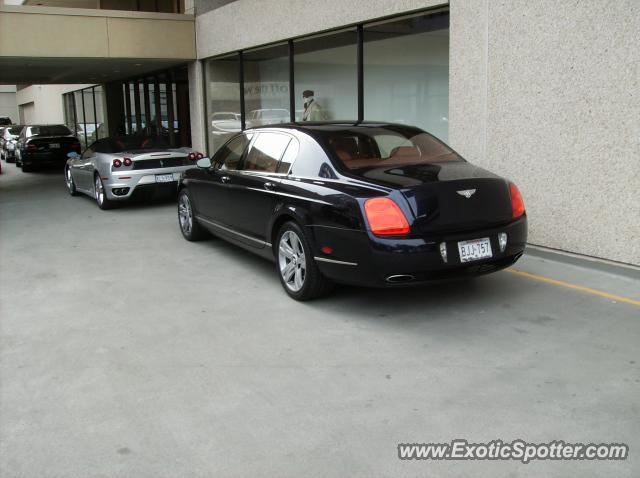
[188,60,206,154]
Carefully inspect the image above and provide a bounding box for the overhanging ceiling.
[0,57,188,84]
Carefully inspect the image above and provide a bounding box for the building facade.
[1,0,638,265]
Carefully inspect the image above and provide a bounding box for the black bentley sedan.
[16,124,81,172]
[177,122,527,300]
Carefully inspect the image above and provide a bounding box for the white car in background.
[211,111,241,135]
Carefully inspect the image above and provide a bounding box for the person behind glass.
[302,90,325,121]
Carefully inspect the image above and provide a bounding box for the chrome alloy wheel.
[178,193,193,235]
[278,230,306,292]
[94,175,104,206]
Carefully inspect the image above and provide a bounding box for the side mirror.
[196,157,212,169]
[67,152,80,159]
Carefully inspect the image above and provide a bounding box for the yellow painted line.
[505,268,640,307]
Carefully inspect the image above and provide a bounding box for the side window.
[243,132,291,173]
[276,138,299,174]
[215,133,252,171]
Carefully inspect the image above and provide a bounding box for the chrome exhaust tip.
[386,274,415,283]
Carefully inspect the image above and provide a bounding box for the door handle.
[221,175,230,184]
[264,182,276,191]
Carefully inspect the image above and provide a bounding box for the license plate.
[458,237,493,263]
[49,143,60,149]
[155,173,175,183]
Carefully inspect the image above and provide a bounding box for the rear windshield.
[321,127,461,170]
[29,125,72,137]
[93,136,170,153]
[8,126,23,135]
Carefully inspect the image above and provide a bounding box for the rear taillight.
[123,157,132,167]
[26,143,37,152]
[364,197,410,236]
[112,159,122,168]
[509,182,525,219]
[196,152,204,159]
[188,152,196,161]
[71,142,81,151]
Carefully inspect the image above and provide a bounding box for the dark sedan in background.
[16,124,81,172]
[177,122,527,300]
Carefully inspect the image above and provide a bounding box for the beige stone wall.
[450,0,640,265]
[16,84,93,124]
[0,6,195,59]
[195,0,447,59]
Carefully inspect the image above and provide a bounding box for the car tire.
[276,221,333,301]
[65,166,78,196]
[94,174,114,210]
[177,188,208,241]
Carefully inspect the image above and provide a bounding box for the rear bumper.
[22,151,71,165]
[309,216,528,287]
[103,166,194,200]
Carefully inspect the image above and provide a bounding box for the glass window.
[215,133,252,171]
[73,90,86,146]
[94,86,107,141]
[294,29,357,122]
[243,132,291,173]
[277,138,299,174]
[243,44,290,128]
[319,125,460,171]
[28,125,72,137]
[83,89,97,144]
[205,54,241,156]
[363,12,449,141]
[63,93,76,135]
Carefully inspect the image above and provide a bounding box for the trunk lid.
[28,136,78,153]
[112,149,192,170]
[349,161,513,233]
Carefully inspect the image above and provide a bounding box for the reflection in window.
[244,132,291,173]
[277,138,298,174]
[216,133,251,171]
[364,12,449,141]
[205,54,241,157]
[243,44,290,128]
[94,86,108,141]
[74,90,86,147]
[294,29,357,121]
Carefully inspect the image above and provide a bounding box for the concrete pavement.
[1,164,639,477]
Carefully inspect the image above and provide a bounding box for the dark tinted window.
[243,132,291,173]
[320,126,460,170]
[7,126,23,136]
[276,138,299,174]
[28,125,72,137]
[92,136,170,153]
[215,134,252,171]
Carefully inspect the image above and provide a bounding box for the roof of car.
[250,121,425,133]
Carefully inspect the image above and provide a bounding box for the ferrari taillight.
[112,159,122,168]
[509,182,525,219]
[364,197,410,236]
[123,157,132,167]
